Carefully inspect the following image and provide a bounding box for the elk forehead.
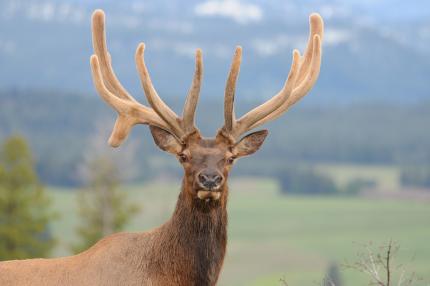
[184,137,232,165]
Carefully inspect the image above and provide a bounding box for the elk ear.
[234,130,268,157]
[149,125,182,154]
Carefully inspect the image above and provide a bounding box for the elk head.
[90,10,323,205]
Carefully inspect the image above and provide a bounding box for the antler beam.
[221,13,324,140]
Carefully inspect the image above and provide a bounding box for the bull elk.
[0,9,323,286]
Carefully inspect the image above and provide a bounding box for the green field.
[47,175,430,286]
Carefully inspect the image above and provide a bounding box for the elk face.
[150,126,268,201]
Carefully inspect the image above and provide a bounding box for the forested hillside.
[1,89,429,186]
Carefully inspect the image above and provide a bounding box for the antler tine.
[91,55,129,113]
[135,43,184,138]
[182,49,203,134]
[223,46,242,133]
[296,13,324,84]
[90,55,169,147]
[288,34,322,106]
[92,10,135,102]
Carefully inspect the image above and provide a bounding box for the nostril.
[198,173,207,184]
[214,175,222,184]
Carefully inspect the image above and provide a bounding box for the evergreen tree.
[0,136,55,260]
[72,125,140,253]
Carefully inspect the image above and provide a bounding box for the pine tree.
[0,136,55,260]
[72,124,140,253]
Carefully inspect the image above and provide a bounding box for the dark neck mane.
[161,182,228,285]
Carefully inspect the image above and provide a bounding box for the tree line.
[1,89,430,186]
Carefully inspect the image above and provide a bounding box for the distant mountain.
[1,0,429,103]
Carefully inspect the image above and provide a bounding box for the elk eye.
[178,153,188,163]
[227,156,236,164]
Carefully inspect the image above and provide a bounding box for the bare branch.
[342,241,421,286]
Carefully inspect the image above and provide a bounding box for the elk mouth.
[197,190,221,201]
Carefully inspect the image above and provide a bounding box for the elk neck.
[173,178,228,235]
[161,179,228,285]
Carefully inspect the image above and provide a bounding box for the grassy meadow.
[48,166,430,286]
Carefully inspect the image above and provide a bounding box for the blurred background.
[0,0,429,285]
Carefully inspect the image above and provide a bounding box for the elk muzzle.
[196,169,224,200]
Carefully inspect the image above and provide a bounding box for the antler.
[221,13,324,140]
[90,10,202,147]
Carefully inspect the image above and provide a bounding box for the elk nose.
[198,171,223,190]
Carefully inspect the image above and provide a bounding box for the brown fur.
[0,130,267,286]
